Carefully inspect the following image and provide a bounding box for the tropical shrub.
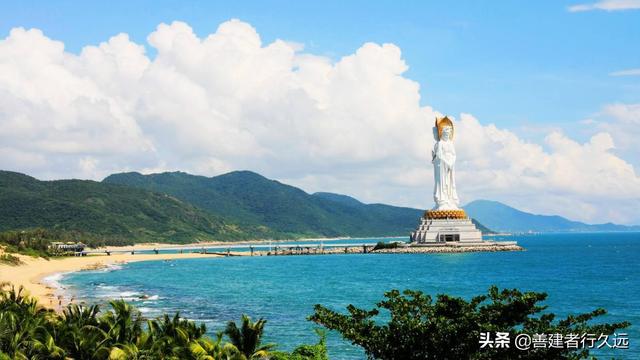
[309,286,630,360]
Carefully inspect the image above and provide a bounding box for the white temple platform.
[410,218,483,244]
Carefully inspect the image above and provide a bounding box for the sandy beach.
[0,251,223,310]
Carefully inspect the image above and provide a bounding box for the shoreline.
[2,236,382,312]
[0,252,224,311]
[1,239,522,312]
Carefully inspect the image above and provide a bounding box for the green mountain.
[464,199,640,233]
[0,170,257,244]
[103,171,426,238]
[2,169,496,245]
[6,168,633,245]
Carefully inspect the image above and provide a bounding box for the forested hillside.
[0,171,264,244]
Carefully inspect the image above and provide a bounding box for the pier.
[84,242,378,256]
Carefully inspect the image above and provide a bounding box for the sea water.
[62,233,640,359]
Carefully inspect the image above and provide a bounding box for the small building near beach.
[49,242,86,255]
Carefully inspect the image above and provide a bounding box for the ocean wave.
[135,294,161,302]
[187,318,217,323]
[43,272,63,283]
[102,263,123,272]
[42,272,68,291]
[96,289,162,303]
[96,284,117,290]
[137,307,176,316]
[94,286,141,300]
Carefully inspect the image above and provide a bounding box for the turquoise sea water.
[61,233,639,359]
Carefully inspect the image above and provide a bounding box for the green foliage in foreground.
[0,284,327,360]
[310,286,630,360]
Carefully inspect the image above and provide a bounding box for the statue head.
[441,126,452,140]
[434,116,454,141]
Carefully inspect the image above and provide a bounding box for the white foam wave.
[42,272,68,291]
[97,290,163,303]
[97,285,117,290]
[102,264,123,272]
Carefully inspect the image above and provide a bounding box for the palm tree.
[102,300,143,345]
[107,343,141,360]
[187,332,235,360]
[23,327,65,359]
[224,315,274,359]
[56,303,110,359]
[144,312,208,358]
[0,284,64,359]
[0,282,331,360]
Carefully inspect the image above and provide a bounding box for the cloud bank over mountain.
[0,19,638,224]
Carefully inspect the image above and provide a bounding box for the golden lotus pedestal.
[410,208,483,244]
[424,209,468,220]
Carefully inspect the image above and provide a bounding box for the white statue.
[432,116,459,210]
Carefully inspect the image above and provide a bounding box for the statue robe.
[432,139,459,210]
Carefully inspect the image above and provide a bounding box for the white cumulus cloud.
[0,19,639,224]
[568,0,640,12]
[591,103,640,167]
[609,68,640,76]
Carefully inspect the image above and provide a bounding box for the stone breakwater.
[257,243,523,256]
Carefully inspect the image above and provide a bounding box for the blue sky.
[2,0,638,134]
[0,1,639,224]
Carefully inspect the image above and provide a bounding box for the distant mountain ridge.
[464,199,640,233]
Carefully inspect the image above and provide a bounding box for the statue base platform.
[410,211,483,243]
